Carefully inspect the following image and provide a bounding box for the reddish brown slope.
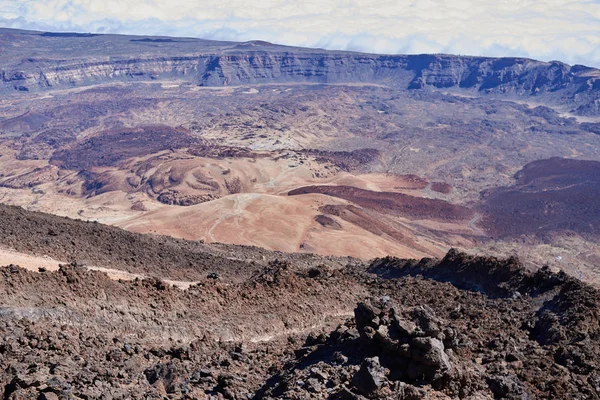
[289,185,473,221]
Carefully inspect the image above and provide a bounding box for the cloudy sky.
[1,0,599,67]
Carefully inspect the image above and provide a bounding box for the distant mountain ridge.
[1,28,600,115]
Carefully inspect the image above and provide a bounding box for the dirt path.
[247,310,355,343]
[468,213,487,237]
[206,193,258,242]
[0,247,200,289]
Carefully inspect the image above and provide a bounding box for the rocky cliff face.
[1,28,600,115]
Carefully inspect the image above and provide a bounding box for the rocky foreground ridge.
[1,203,600,399]
[1,28,600,115]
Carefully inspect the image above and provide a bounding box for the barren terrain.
[2,207,600,399]
[1,28,600,277]
[3,29,600,399]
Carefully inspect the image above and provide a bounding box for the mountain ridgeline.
[1,28,600,115]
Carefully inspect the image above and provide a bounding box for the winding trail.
[206,194,257,242]
[246,311,355,343]
[468,212,487,237]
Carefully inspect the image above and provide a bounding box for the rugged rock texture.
[1,28,600,114]
[3,28,600,399]
[0,261,364,399]
[0,203,353,281]
[258,255,600,399]
[2,206,600,399]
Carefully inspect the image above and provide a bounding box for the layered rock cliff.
[1,28,600,115]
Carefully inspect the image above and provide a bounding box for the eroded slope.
[1,227,599,399]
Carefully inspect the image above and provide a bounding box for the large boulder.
[353,300,454,384]
[351,357,387,396]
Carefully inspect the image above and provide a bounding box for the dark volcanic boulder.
[351,357,387,395]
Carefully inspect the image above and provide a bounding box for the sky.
[1,0,600,67]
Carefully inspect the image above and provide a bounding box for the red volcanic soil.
[50,125,199,170]
[289,185,472,221]
[431,182,452,194]
[398,174,429,190]
[480,157,600,238]
[320,204,409,243]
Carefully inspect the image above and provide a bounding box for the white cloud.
[1,0,599,67]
